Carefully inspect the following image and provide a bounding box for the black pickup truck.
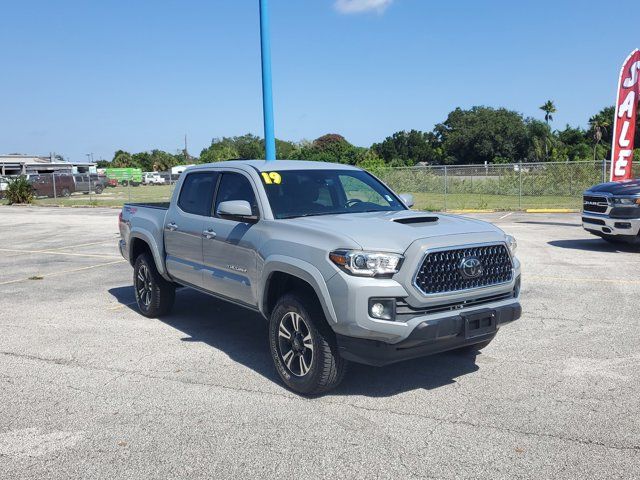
[582,179,640,244]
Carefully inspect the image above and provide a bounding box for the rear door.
[201,171,261,307]
[164,171,218,288]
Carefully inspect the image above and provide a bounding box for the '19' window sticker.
[261,172,282,185]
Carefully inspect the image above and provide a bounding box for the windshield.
[261,169,406,219]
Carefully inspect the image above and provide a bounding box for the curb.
[525,208,579,213]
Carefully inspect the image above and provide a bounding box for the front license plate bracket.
[463,310,497,339]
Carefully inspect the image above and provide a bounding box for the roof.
[193,159,360,172]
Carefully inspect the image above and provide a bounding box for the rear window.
[178,172,218,216]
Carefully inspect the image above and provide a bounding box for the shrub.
[5,176,34,204]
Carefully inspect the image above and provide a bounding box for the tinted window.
[215,173,259,217]
[178,172,217,216]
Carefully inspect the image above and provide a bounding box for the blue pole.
[259,0,276,161]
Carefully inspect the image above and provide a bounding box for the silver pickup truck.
[118,160,521,394]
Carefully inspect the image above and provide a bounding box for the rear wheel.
[95,185,103,194]
[133,253,175,317]
[269,293,347,395]
[61,188,70,197]
[121,180,129,186]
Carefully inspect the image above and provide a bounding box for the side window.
[178,172,218,216]
[215,172,259,217]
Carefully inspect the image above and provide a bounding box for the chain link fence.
[379,160,640,211]
[0,171,177,207]
[2,161,639,211]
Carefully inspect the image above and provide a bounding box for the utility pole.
[259,0,276,161]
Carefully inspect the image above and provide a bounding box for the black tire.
[95,186,103,194]
[61,188,70,197]
[133,253,175,317]
[269,293,347,395]
[456,334,496,354]
[121,180,129,186]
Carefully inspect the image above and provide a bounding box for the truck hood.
[586,179,640,196]
[287,210,502,252]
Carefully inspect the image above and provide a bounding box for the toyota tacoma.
[118,160,522,394]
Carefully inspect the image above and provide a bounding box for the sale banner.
[611,49,640,181]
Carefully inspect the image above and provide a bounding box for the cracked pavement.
[0,206,638,479]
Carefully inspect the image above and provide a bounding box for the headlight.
[329,250,403,277]
[505,235,517,255]
[612,197,640,206]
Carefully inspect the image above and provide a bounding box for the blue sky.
[1,0,637,162]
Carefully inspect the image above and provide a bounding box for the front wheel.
[133,253,175,317]
[269,293,347,395]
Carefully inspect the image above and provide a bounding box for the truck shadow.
[108,286,481,397]
[548,239,640,253]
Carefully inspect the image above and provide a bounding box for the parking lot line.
[0,248,121,259]
[0,260,126,286]
[499,212,514,220]
[47,240,114,251]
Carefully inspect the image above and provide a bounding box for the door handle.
[202,228,216,240]
[166,222,178,231]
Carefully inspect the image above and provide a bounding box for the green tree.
[538,101,557,159]
[112,150,133,167]
[434,107,529,164]
[539,100,556,124]
[371,130,440,165]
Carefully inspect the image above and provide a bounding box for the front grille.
[414,244,513,295]
[583,195,609,213]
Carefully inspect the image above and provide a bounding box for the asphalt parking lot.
[1,206,638,479]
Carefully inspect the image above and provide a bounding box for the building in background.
[0,154,96,175]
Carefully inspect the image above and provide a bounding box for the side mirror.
[399,193,414,208]
[216,200,258,223]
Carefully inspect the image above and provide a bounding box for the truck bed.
[125,202,170,210]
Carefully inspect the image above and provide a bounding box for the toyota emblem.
[459,257,483,279]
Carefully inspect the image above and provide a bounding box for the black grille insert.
[415,244,513,295]
[583,195,609,213]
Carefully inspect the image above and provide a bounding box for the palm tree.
[588,114,611,161]
[539,100,556,124]
[539,100,556,160]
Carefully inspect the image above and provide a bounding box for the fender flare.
[129,228,171,280]
[261,255,338,324]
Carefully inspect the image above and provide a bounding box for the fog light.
[368,298,396,321]
[371,303,385,317]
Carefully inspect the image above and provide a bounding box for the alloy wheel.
[277,311,314,377]
[136,264,152,309]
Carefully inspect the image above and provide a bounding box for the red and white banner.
[611,49,640,181]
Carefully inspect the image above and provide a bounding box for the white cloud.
[334,0,393,15]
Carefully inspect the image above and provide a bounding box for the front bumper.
[582,212,640,237]
[336,302,521,366]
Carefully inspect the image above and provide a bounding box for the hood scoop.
[392,215,439,225]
